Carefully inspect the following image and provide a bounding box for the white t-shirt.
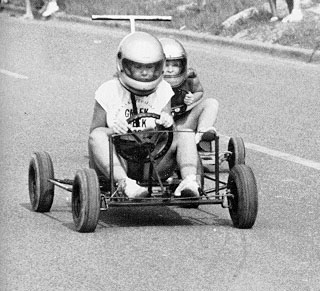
[95,78,174,130]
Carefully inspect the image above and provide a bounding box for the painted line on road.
[245,142,320,171]
[221,135,320,171]
[0,69,28,79]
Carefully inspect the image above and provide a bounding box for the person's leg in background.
[282,0,303,22]
[38,0,48,14]
[268,0,279,21]
[23,0,34,19]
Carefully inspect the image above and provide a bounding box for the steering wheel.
[113,113,173,163]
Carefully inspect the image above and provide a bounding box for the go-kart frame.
[28,118,258,233]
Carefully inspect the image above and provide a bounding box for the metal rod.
[92,15,172,21]
[130,18,135,33]
[103,199,225,208]
[48,179,72,192]
[109,135,115,195]
[91,15,172,33]
[148,162,153,194]
[215,135,220,195]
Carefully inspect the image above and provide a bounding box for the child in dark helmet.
[88,32,201,199]
[160,37,219,151]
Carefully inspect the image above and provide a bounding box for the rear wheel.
[72,168,100,233]
[28,151,54,212]
[227,164,258,229]
[228,136,245,170]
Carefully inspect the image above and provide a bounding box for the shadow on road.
[21,202,232,231]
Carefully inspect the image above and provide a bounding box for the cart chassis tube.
[109,135,115,195]
[215,135,220,195]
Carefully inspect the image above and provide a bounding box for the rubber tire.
[227,164,258,229]
[28,151,55,212]
[228,136,246,170]
[72,168,100,233]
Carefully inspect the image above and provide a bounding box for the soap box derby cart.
[28,113,258,232]
[28,15,258,232]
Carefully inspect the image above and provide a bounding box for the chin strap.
[130,92,140,127]
[128,92,144,180]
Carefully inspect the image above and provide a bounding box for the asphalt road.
[0,12,319,291]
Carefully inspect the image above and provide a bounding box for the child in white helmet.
[160,37,219,152]
[89,32,201,199]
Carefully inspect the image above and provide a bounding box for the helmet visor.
[122,59,164,82]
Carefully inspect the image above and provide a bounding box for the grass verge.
[5,0,320,50]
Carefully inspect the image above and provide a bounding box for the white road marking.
[245,142,320,171]
[0,69,28,79]
[221,135,320,171]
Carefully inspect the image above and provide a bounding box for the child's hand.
[184,92,194,105]
[156,112,173,128]
[111,118,130,134]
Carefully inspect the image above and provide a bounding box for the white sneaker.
[42,1,59,17]
[270,16,279,22]
[122,177,148,199]
[174,175,200,197]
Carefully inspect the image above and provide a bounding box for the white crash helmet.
[117,32,165,96]
[159,37,187,88]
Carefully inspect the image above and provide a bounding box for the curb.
[3,4,320,64]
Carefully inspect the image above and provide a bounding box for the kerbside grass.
[8,0,320,49]
[9,0,266,31]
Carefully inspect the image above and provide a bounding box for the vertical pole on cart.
[215,135,220,195]
[109,136,115,195]
[130,17,135,33]
[91,15,172,33]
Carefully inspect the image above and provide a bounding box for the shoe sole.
[181,188,200,198]
[126,190,149,201]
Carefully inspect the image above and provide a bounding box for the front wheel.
[72,168,100,233]
[28,151,55,212]
[227,164,258,229]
